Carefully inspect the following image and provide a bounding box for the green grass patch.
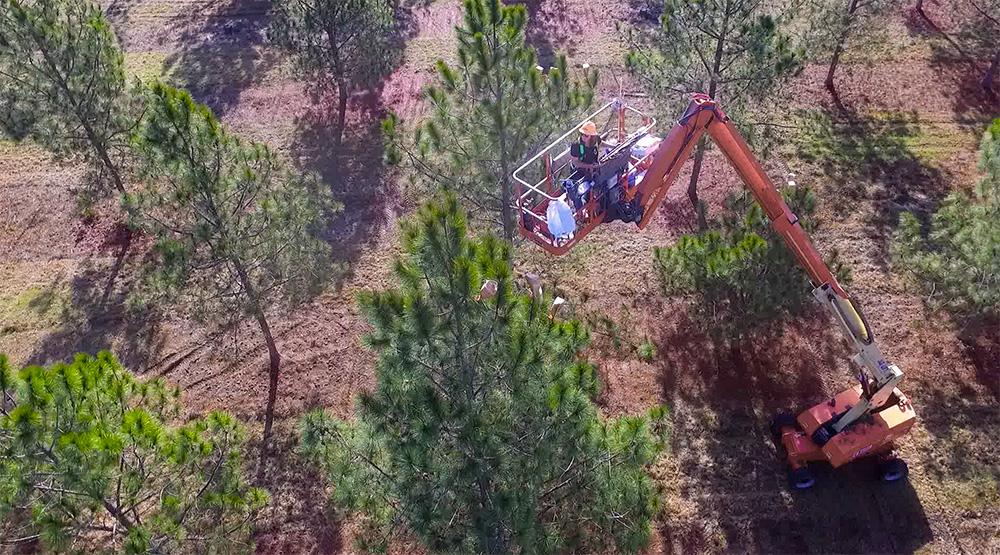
[125,51,169,82]
[518,238,599,287]
[572,28,628,70]
[838,25,923,64]
[793,109,922,170]
[792,108,977,177]
[899,127,976,165]
[938,473,1000,512]
[0,137,49,162]
[0,285,72,336]
[636,339,655,362]
[405,35,459,70]
[127,1,189,18]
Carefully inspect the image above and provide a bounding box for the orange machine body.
[777,386,917,468]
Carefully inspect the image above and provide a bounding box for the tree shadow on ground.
[17,223,245,379]
[912,379,999,555]
[289,84,400,285]
[163,0,275,115]
[903,6,1000,120]
[630,0,661,26]
[283,0,426,279]
[22,254,162,371]
[252,434,342,555]
[793,107,950,268]
[517,0,581,68]
[958,317,1000,401]
[926,47,1000,122]
[396,0,432,43]
[653,307,934,553]
[103,0,142,29]
[655,308,837,430]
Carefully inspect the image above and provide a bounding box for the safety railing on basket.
[512,99,657,247]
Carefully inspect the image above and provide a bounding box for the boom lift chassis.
[513,94,917,489]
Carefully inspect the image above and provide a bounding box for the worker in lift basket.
[571,120,602,176]
[566,120,602,211]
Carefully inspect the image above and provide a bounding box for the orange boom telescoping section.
[513,94,916,489]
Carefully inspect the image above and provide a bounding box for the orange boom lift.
[513,94,916,488]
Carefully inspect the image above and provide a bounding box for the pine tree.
[299,195,666,554]
[805,0,898,105]
[268,0,396,149]
[655,186,849,339]
[0,0,133,201]
[625,0,802,214]
[0,351,268,553]
[384,0,596,241]
[125,82,336,469]
[893,119,1000,319]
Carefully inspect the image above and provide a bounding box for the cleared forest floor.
[0,0,997,552]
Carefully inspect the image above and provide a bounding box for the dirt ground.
[1,0,997,553]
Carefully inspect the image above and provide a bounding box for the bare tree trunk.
[335,78,348,151]
[499,139,515,244]
[258,310,281,446]
[72,82,132,302]
[826,43,848,113]
[34,34,126,196]
[254,308,280,483]
[983,49,1000,93]
[827,0,860,112]
[500,176,514,242]
[913,4,978,71]
[826,43,844,97]
[92,139,127,195]
[495,71,515,246]
[688,140,707,230]
[690,4,727,229]
[498,121,513,243]
[84,123,133,306]
[231,260,281,482]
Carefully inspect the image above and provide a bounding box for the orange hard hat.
[579,121,598,136]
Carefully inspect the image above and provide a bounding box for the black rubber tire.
[811,425,833,446]
[770,412,797,440]
[879,458,909,482]
[789,467,816,490]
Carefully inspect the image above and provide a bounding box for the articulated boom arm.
[638,94,903,430]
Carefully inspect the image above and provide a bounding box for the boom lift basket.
[512,99,658,255]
